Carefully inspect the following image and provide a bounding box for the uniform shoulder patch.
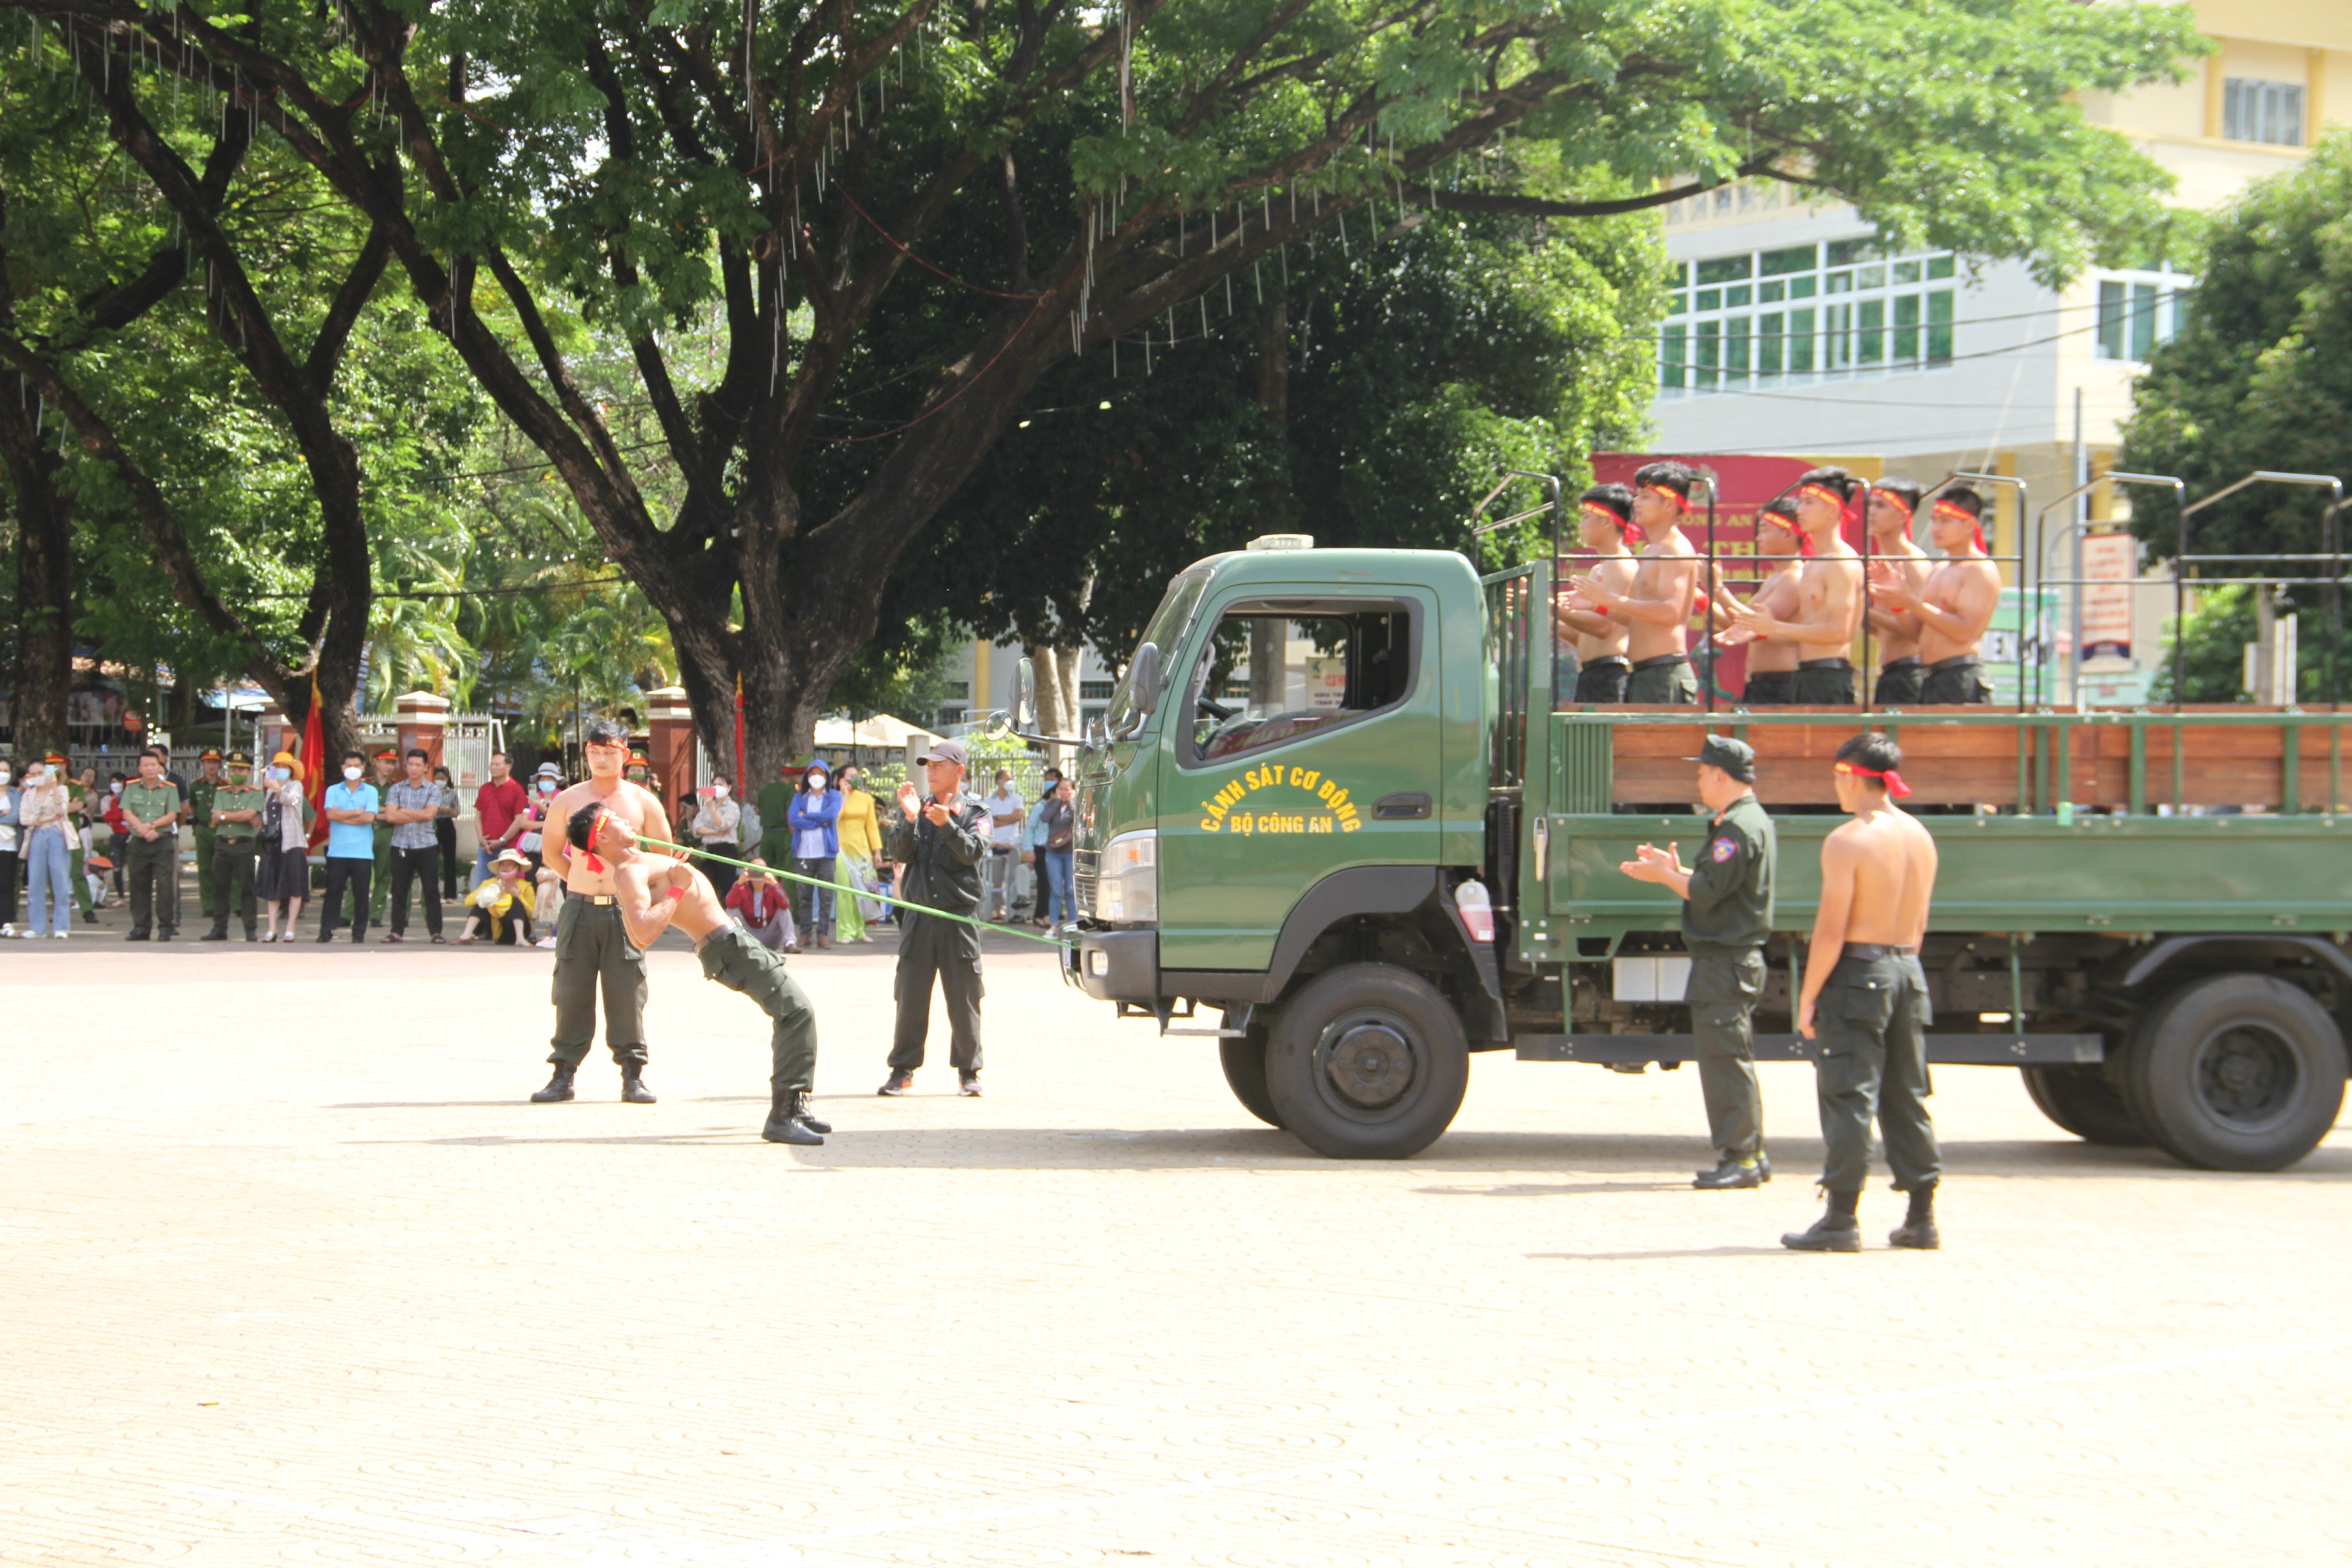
[1710,836,1737,863]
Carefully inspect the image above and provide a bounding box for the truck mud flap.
[1513,1033,2104,1066]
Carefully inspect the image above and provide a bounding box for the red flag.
[303,674,330,849]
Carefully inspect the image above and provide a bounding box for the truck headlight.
[1093,829,1157,924]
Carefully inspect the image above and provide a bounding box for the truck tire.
[1263,963,1469,1158]
[2122,974,2347,1172]
[1219,1029,1284,1129]
[2021,1063,2148,1146]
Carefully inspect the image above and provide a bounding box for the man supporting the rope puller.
[591,804,831,1146]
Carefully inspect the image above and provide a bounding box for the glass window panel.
[1857,299,1885,363]
[1725,284,1752,307]
[1660,324,1687,390]
[1857,264,1887,289]
[1893,260,1922,284]
[1826,238,1875,266]
[1893,293,1921,360]
[1760,244,1818,276]
[1187,610,1415,762]
[2096,279,2126,361]
[1696,255,1754,284]
[1668,292,1687,316]
[1788,275,1818,300]
[1759,312,1785,375]
[1825,302,1852,369]
[1696,288,1721,311]
[1926,292,1953,362]
[1789,307,1817,372]
[1696,320,1720,388]
[1759,279,1785,303]
[1826,271,1853,293]
[1725,316,1751,381]
[1926,255,1956,280]
[1667,260,1689,286]
[2130,281,2158,361]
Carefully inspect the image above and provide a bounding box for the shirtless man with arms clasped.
[1727,466,1868,705]
[1862,478,1933,704]
[592,805,831,1145]
[1712,497,1806,705]
[1782,732,1945,1254]
[1868,484,2002,705]
[1554,483,1643,704]
[528,716,675,1105]
[1566,461,1704,704]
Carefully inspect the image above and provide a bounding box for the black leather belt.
[1800,658,1854,670]
[1842,943,1917,960]
[1584,655,1631,670]
[1631,653,1689,670]
[1928,654,1983,673]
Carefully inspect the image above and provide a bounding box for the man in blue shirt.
[318,751,381,943]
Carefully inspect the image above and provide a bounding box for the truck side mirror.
[1129,642,1164,716]
[1015,658,1038,729]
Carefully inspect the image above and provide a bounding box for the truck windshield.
[1104,566,1211,735]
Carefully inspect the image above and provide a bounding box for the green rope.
[635,835,1071,947]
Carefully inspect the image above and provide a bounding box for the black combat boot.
[530,1065,577,1103]
[761,1089,825,1145]
[620,1068,657,1104]
[787,1092,832,1134]
[1781,1187,1864,1252]
[1888,1183,1941,1250]
[1693,1155,1764,1190]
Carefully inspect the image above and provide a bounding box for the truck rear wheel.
[2021,1063,2148,1146]
[1219,1029,1284,1128]
[1264,964,1469,1159]
[2122,974,2347,1171]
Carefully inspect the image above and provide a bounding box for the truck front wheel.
[2123,974,2347,1172]
[1264,964,1470,1159]
[2021,1063,2148,1146]
[1219,1028,1284,1129]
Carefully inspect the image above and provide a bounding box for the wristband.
[666,885,685,901]
[1598,604,1612,618]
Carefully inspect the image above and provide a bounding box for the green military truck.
[1040,534,2350,1171]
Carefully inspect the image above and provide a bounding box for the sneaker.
[1693,1157,1763,1190]
[52,929,68,940]
[959,1073,983,1098]
[0,923,16,939]
[534,935,558,949]
[876,1071,915,1097]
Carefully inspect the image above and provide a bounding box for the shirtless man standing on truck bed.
[1554,484,1643,704]
[1566,461,1704,704]
[1713,497,1808,705]
[1783,731,1945,1254]
[1726,466,1868,704]
[1869,483,2003,705]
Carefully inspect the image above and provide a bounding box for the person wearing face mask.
[16,753,75,939]
[254,754,311,941]
[201,751,265,941]
[690,770,743,902]
[0,755,21,937]
[317,751,382,943]
[786,759,841,953]
[523,762,563,947]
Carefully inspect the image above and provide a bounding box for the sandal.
[430,935,447,944]
[379,932,404,944]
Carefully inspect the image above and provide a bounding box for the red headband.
[581,805,609,874]
[1643,483,1688,513]
[1582,501,1642,540]
[1797,482,1863,527]
[1932,499,1987,552]
[1759,512,1814,556]
[1835,759,1913,798]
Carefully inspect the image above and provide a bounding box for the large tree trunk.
[0,389,74,758]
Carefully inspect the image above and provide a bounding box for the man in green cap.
[1619,733,1777,1188]
[188,748,223,923]
[202,750,265,941]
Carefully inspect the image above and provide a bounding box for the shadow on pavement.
[1528,1246,1810,1262]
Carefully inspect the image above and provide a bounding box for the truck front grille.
[1073,849,1099,918]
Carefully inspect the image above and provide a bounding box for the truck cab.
[1063,537,1503,1157]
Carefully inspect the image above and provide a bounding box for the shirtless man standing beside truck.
[1783,732,1944,1254]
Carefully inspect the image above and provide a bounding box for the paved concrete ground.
[3,925,2349,1566]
